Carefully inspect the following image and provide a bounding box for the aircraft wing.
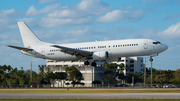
[51,45,92,59]
[7,45,33,51]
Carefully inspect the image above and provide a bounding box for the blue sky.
[0,0,180,72]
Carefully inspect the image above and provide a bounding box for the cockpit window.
[153,41,161,44]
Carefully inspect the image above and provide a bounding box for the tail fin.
[17,22,42,48]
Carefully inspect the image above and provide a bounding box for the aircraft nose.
[162,44,168,51]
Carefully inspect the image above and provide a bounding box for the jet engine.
[92,51,109,60]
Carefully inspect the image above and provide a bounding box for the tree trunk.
[61,80,62,88]
[58,80,59,88]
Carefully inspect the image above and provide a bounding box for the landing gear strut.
[91,61,97,67]
[84,61,89,66]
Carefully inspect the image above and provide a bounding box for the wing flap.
[51,45,92,59]
[7,45,33,51]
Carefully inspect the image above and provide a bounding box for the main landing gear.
[84,61,89,65]
[84,61,97,67]
[91,61,97,67]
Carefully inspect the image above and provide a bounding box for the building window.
[130,69,134,72]
[130,65,134,67]
[126,60,128,62]
[130,60,134,63]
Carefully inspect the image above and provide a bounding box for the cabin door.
[144,40,148,49]
[41,48,45,56]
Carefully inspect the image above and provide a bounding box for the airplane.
[8,22,168,66]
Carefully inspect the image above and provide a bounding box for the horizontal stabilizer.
[7,45,33,51]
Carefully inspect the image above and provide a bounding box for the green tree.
[65,66,84,87]
[7,65,12,73]
[103,62,117,70]
[38,65,45,74]
[102,74,115,86]
[45,71,56,87]
[2,65,7,72]
[17,70,26,87]
[54,72,67,88]
[172,69,180,84]
[126,73,142,84]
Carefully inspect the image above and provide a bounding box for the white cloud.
[48,0,110,18]
[24,0,112,27]
[77,0,110,15]
[40,17,93,27]
[96,9,144,22]
[165,13,180,19]
[48,9,81,18]
[119,5,134,10]
[38,0,56,4]
[0,9,15,18]
[26,6,38,15]
[142,0,173,5]
[159,22,180,38]
[26,4,60,16]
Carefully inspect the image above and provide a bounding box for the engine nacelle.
[92,51,109,60]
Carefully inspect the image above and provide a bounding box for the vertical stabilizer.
[17,22,42,48]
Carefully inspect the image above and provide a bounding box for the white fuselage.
[21,39,168,62]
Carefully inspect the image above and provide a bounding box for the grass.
[0,89,180,93]
[0,99,180,101]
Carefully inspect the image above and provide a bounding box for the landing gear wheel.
[91,62,97,67]
[84,61,89,66]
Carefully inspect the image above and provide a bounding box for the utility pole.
[30,62,32,78]
[150,56,153,88]
[38,66,39,75]
[144,58,146,88]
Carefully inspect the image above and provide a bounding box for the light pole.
[150,56,153,88]
[144,58,146,88]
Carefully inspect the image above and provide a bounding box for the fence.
[0,83,179,88]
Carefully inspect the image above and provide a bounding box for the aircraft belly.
[110,47,143,57]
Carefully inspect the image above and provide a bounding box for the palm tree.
[2,65,7,72]
[38,65,45,74]
[7,65,12,73]
[103,62,110,70]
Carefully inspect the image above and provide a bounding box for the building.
[114,57,144,75]
[44,66,106,87]
[44,57,144,87]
